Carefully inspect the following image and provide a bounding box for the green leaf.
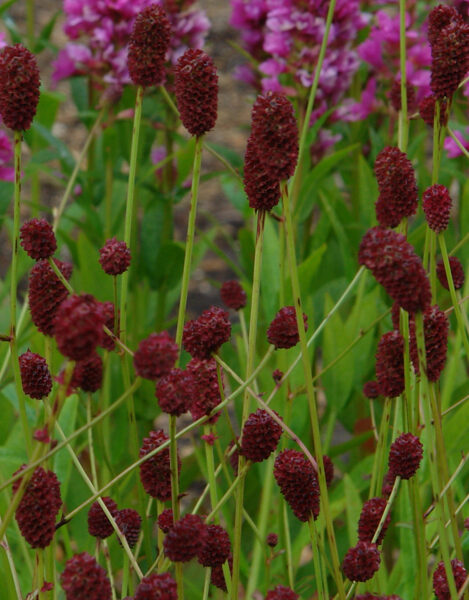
[75,231,113,300]
[260,217,280,323]
[0,0,19,16]
[343,474,361,546]
[31,121,75,169]
[53,394,79,498]
[298,243,326,298]
[140,201,166,282]
[150,241,185,291]
[33,11,60,53]
[357,153,378,227]
[221,172,249,218]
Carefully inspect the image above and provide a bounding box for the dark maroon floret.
[71,352,103,392]
[358,227,431,313]
[422,184,452,233]
[99,238,131,276]
[436,256,465,290]
[363,380,381,399]
[418,95,448,127]
[174,48,218,137]
[388,432,423,480]
[163,514,207,562]
[389,79,416,113]
[60,552,111,600]
[197,524,231,567]
[250,92,299,180]
[409,304,449,382]
[127,5,171,87]
[134,573,177,600]
[243,135,281,211]
[342,541,381,582]
[0,44,40,131]
[139,429,179,502]
[265,585,299,600]
[157,508,174,533]
[133,331,178,380]
[267,532,278,547]
[87,497,118,539]
[54,294,105,361]
[274,449,320,522]
[228,439,240,475]
[433,558,467,600]
[98,301,117,351]
[381,470,396,498]
[240,409,283,462]
[267,306,308,349]
[375,331,405,398]
[14,466,61,549]
[19,350,52,399]
[156,367,195,416]
[29,259,72,336]
[182,306,231,359]
[20,218,57,259]
[358,497,391,545]
[272,369,284,384]
[187,357,223,423]
[430,18,469,99]
[115,508,141,548]
[220,280,247,310]
[322,454,334,487]
[374,147,418,228]
[210,553,232,591]
[428,5,461,47]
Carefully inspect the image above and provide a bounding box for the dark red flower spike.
[267,306,308,349]
[19,350,52,399]
[133,331,178,380]
[388,433,423,480]
[20,218,57,259]
[342,541,381,582]
[60,552,112,600]
[182,306,231,359]
[99,238,131,275]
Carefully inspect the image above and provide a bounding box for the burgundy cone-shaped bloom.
[99,238,131,276]
[60,552,111,600]
[358,227,431,313]
[250,92,299,180]
[389,79,416,113]
[388,432,423,480]
[228,439,240,475]
[133,331,178,380]
[375,331,405,398]
[265,585,299,600]
[115,508,141,548]
[19,350,52,399]
[267,306,308,349]
[71,352,103,392]
[54,294,105,361]
[29,258,72,336]
[381,470,396,498]
[267,532,278,547]
[410,304,449,382]
[197,524,231,567]
[422,184,452,233]
[437,256,465,290]
[98,301,117,351]
[241,409,283,462]
[134,573,177,600]
[342,541,381,582]
[156,367,195,416]
[187,357,223,422]
[20,218,56,260]
[157,508,174,533]
[0,44,40,131]
[139,429,179,501]
[243,135,281,211]
[274,449,320,522]
[174,48,218,137]
[220,280,247,310]
[182,306,231,359]
[418,95,448,128]
[14,465,62,548]
[363,380,381,399]
[87,497,118,539]
[323,454,335,487]
[433,558,467,600]
[211,553,232,591]
[358,497,391,545]
[374,147,418,228]
[430,18,469,99]
[127,5,171,87]
[428,5,461,47]
[163,514,207,562]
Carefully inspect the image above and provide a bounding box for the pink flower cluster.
[52,0,210,89]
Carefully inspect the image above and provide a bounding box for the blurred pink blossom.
[444,129,469,158]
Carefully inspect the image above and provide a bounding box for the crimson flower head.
[163,514,207,562]
[265,585,299,600]
[156,367,195,416]
[240,409,283,462]
[409,304,449,382]
[363,380,381,399]
[134,573,177,600]
[220,280,247,310]
[342,541,381,582]
[115,508,141,548]
[243,135,281,211]
[197,524,231,567]
[133,331,178,380]
[139,429,179,501]
[157,508,174,533]
[358,227,431,313]
[422,184,452,233]
[211,553,233,591]
[388,432,423,480]
[87,497,118,539]
[14,465,62,549]
[274,449,320,522]
[174,48,218,137]
[127,5,171,87]
[437,256,465,290]
[358,497,391,545]
[71,353,103,393]
[428,5,461,47]
[29,258,72,336]
[374,147,418,228]
[389,79,416,114]
[182,306,231,359]
[20,218,56,260]
[60,552,112,600]
[187,357,223,422]
[433,558,467,600]
[98,301,117,351]
[267,306,308,349]
[267,532,278,547]
[54,294,105,361]
[418,95,448,128]
[19,350,52,399]
[250,92,299,180]
[375,331,405,399]
[0,44,40,131]
[99,238,131,276]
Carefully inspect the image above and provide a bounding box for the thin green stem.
[202,567,211,600]
[409,477,428,598]
[371,476,400,545]
[308,519,326,600]
[103,540,117,600]
[37,549,45,600]
[121,554,130,599]
[282,501,294,589]
[0,526,23,600]
[87,395,99,488]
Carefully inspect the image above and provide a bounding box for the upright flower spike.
[157,508,174,533]
[133,331,178,380]
[409,305,449,382]
[19,350,52,399]
[139,429,179,501]
[99,238,131,276]
[174,48,218,137]
[197,524,231,567]
[98,301,117,351]
[186,357,223,422]
[358,497,391,545]
[430,17,469,99]
[265,586,299,600]
[250,91,299,180]
[182,306,231,359]
[20,218,57,260]
[220,280,247,310]
[342,541,381,582]
[87,497,118,539]
[115,508,141,548]
[243,135,281,212]
[60,552,112,600]
[127,5,172,87]
[437,256,465,290]
[374,147,418,229]
[267,305,308,349]
[71,352,103,393]
[418,95,448,128]
[375,331,405,398]
[240,409,283,462]
[156,367,195,416]
[0,44,40,131]
[163,513,207,562]
[29,259,72,336]
[388,432,423,480]
[134,573,177,600]
[433,559,467,600]
[422,184,452,233]
[428,5,461,48]
[389,79,416,113]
